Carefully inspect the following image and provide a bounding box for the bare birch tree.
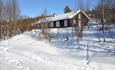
[41,8,51,41]
[0,0,20,40]
[6,0,20,37]
[0,0,5,40]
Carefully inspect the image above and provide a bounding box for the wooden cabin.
[34,10,90,29]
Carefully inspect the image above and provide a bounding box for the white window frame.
[56,21,60,27]
[64,20,68,27]
[50,22,54,27]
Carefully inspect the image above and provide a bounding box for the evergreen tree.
[64,6,71,13]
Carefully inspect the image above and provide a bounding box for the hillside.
[0,16,47,40]
[0,21,115,70]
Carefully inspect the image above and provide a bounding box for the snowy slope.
[0,22,115,70]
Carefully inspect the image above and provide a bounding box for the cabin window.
[56,21,60,27]
[64,20,68,27]
[50,22,54,27]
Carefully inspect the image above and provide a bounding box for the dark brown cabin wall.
[55,20,65,28]
[67,19,72,27]
[47,19,71,28]
[77,12,88,26]
[47,21,54,28]
[44,22,49,28]
[53,21,56,28]
[72,12,89,27]
[60,20,64,28]
[36,11,89,29]
[72,14,79,27]
[81,13,85,26]
[70,18,74,27]
[47,21,52,28]
[81,13,88,26]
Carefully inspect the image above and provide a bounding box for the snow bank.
[0,31,61,55]
[0,23,115,70]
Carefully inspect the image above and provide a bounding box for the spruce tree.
[64,6,72,13]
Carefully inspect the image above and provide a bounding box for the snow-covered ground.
[0,22,115,70]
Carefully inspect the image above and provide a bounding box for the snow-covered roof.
[35,10,90,24]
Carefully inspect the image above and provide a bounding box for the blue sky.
[18,0,99,18]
